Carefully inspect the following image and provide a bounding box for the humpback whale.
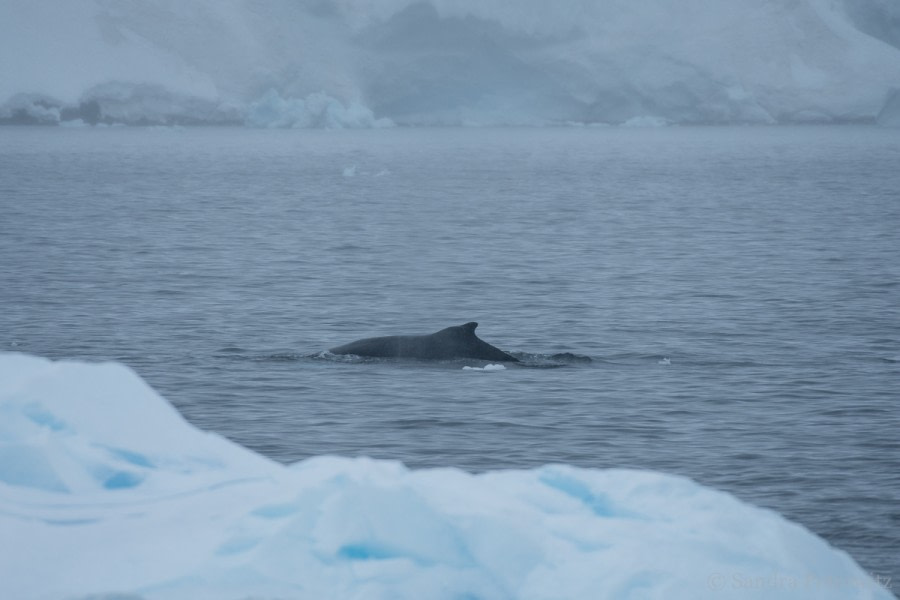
[329,322,519,362]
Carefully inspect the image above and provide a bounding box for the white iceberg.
[0,353,892,599]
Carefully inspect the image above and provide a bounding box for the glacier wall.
[1,0,900,127]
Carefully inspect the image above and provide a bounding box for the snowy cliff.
[1,0,899,127]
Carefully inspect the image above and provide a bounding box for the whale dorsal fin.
[437,322,478,337]
[433,322,479,338]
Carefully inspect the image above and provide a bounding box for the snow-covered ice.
[1,0,899,127]
[0,353,892,600]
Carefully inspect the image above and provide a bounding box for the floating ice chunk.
[462,364,507,371]
[0,352,892,600]
[0,353,278,498]
[342,165,357,177]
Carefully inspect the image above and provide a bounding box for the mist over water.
[1,126,898,587]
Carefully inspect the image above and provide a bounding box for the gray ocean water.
[1,126,898,589]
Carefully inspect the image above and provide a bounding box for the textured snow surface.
[2,0,899,126]
[0,353,893,600]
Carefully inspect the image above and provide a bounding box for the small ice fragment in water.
[462,364,506,371]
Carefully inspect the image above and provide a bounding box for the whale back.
[329,322,518,362]
[328,334,405,358]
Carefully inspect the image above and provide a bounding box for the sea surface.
[1,125,898,590]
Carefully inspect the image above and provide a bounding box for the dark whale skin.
[329,322,518,362]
